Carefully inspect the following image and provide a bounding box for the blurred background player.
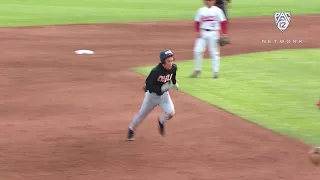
[215,0,231,23]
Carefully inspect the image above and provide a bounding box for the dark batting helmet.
[159,49,174,64]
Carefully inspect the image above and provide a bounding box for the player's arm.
[171,64,177,85]
[221,20,227,35]
[171,65,179,90]
[219,9,228,36]
[194,9,201,37]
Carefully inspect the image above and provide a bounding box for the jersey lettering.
[145,63,177,96]
[157,74,173,83]
[201,16,215,22]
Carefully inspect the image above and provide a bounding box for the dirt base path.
[1,15,319,180]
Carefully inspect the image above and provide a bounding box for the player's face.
[205,0,215,7]
[163,56,174,70]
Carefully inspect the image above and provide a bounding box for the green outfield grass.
[1,0,319,27]
[133,49,320,145]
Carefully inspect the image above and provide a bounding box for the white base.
[74,50,95,55]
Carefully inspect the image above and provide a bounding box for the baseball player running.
[126,49,179,141]
[190,0,228,78]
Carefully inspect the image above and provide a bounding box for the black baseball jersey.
[145,63,177,96]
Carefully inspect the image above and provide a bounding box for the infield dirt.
[1,15,320,180]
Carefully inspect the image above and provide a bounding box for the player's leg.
[158,92,175,136]
[190,35,207,78]
[127,92,158,140]
[208,31,220,78]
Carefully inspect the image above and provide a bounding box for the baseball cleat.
[190,70,201,78]
[126,128,135,141]
[158,118,165,136]
[213,72,219,78]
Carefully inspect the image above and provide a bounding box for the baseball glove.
[218,35,231,46]
[308,146,320,166]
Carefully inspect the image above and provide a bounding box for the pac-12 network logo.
[274,11,291,33]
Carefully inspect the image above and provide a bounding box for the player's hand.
[218,35,231,46]
[172,83,179,90]
[161,82,171,93]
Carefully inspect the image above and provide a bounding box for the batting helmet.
[159,49,174,64]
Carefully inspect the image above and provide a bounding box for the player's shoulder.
[198,6,207,11]
[214,6,223,12]
[150,63,162,72]
[150,65,160,72]
[172,63,178,71]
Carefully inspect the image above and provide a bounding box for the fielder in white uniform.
[190,0,228,78]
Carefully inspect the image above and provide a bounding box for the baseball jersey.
[194,6,226,30]
[145,63,177,96]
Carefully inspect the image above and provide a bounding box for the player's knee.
[194,45,204,53]
[210,50,219,57]
[167,111,175,119]
[194,48,203,54]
